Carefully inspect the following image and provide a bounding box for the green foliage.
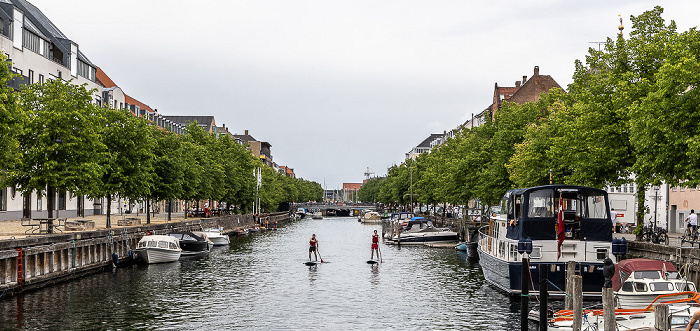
[0,53,21,177]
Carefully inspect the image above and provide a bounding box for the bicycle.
[640,222,669,245]
[680,222,699,246]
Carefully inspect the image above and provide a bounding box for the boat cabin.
[613,259,696,293]
[137,235,180,250]
[500,185,612,242]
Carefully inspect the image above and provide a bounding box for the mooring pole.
[521,257,530,331]
[539,264,548,331]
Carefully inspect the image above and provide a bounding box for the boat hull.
[208,236,230,246]
[135,247,181,264]
[477,245,605,298]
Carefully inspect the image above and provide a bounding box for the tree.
[150,127,185,222]
[0,53,22,176]
[11,79,103,218]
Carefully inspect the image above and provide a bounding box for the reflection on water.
[0,217,526,330]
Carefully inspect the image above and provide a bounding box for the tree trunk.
[47,186,55,219]
[146,198,151,224]
[167,200,172,222]
[184,200,188,219]
[636,181,647,239]
[106,194,112,228]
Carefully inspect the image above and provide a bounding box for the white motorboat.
[295,207,307,219]
[614,258,697,308]
[359,211,382,224]
[202,227,230,246]
[537,304,700,330]
[134,235,182,264]
[391,217,458,244]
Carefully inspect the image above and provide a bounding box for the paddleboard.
[366,260,379,264]
[304,261,318,266]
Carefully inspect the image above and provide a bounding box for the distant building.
[278,165,295,178]
[342,183,363,201]
[233,130,273,167]
[405,133,445,160]
[163,115,217,134]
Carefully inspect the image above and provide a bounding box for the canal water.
[0,217,530,330]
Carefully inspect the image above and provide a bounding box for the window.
[528,189,554,218]
[634,282,648,292]
[28,69,33,84]
[650,282,674,292]
[583,193,607,219]
[58,191,66,210]
[22,30,40,53]
[77,60,93,80]
[596,248,608,260]
[158,241,168,248]
[0,187,6,211]
[38,74,44,84]
[634,271,661,279]
[676,283,696,291]
[621,282,633,292]
[37,197,42,211]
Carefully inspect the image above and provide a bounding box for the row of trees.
[360,7,700,224]
[0,54,322,225]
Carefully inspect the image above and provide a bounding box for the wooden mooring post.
[602,287,615,331]
[539,264,548,331]
[565,260,575,310]
[654,303,670,331]
[572,275,582,331]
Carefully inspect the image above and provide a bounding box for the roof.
[14,0,67,39]
[232,134,257,143]
[612,259,677,291]
[415,133,445,148]
[164,116,215,129]
[508,66,562,105]
[124,94,154,112]
[96,67,117,88]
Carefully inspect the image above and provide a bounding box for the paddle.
[317,249,324,263]
[378,243,383,263]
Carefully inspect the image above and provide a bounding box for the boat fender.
[128,250,134,259]
[112,252,119,266]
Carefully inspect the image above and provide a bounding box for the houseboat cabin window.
[583,194,607,219]
[634,282,648,292]
[530,246,542,259]
[634,271,661,279]
[596,248,608,260]
[621,282,633,292]
[528,189,554,218]
[650,282,674,292]
[676,283,696,291]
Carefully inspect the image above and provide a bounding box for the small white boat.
[614,258,697,308]
[134,235,182,264]
[359,211,382,224]
[312,212,323,220]
[202,227,230,246]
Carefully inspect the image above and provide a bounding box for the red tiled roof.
[96,67,118,88]
[125,94,154,113]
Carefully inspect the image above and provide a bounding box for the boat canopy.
[502,185,612,242]
[612,258,678,291]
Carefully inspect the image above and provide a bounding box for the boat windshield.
[147,240,157,248]
[650,282,674,292]
[634,271,661,279]
[158,241,168,248]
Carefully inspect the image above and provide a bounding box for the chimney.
[534,66,539,76]
[522,76,527,84]
[245,129,249,135]
[515,81,521,87]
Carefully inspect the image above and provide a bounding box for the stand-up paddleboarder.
[371,230,380,260]
[309,234,318,261]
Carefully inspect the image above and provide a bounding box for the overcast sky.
[28,0,700,189]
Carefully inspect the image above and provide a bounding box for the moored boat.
[391,217,458,244]
[168,232,213,257]
[478,185,613,298]
[359,211,382,224]
[202,227,230,246]
[613,258,697,308]
[134,235,182,264]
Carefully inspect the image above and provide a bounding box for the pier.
[0,212,290,295]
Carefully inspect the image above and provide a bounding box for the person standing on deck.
[371,230,380,260]
[309,234,319,261]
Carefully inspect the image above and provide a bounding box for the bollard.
[572,275,582,331]
[539,264,548,331]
